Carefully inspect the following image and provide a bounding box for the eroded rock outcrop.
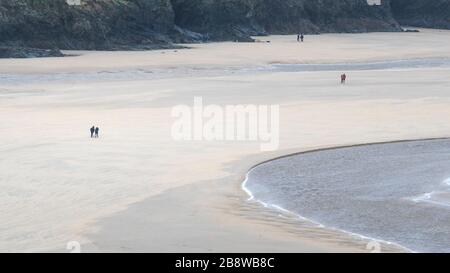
[0,0,431,58]
[391,0,450,29]
[171,0,400,41]
[0,0,177,50]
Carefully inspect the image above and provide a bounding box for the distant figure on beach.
[300,33,304,42]
[297,34,300,42]
[95,127,99,138]
[341,73,347,84]
[90,126,95,138]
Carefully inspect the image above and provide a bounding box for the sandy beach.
[2,28,450,252]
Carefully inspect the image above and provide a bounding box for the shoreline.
[239,137,450,254]
[1,28,450,75]
[82,141,424,253]
[241,137,450,170]
[240,137,450,253]
[242,173,413,253]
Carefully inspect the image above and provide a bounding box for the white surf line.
[270,57,450,72]
[241,160,416,253]
[3,57,450,85]
[410,177,450,207]
[411,192,450,207]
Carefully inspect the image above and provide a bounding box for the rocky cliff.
[171,0,400,42]
[0,0,178,50]
[391,0,450,29]
[0,0,431,58]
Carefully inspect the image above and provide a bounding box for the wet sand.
[1,29,450,252]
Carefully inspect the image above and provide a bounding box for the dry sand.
[1,29,450,252]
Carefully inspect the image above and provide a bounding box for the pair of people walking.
[90,126,100,138]
[297,33,304,42]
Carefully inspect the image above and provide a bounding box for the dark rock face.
[391,0,450,29]
[0,0,176,50]
[171,0,265,42]
[0,47,64,58]
[257,0,400,33]
[0,0,445,59]
[171,0,401,41]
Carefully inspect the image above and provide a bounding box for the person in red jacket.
[341,73,347,84]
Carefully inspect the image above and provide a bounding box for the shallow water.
[245,139,450,252]
[1,57,450,85]
[272,57,450,72]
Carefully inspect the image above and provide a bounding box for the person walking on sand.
[341,73,347,84]
[90,126,95,138]
[297,34,300,42]
[300,33,304,42]
[95,127,99,138]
